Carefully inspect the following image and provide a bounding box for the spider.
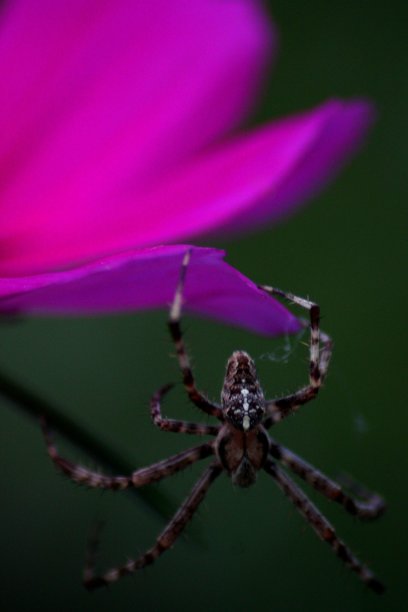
[41,250,385,593]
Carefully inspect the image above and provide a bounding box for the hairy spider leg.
[151,384,221,435]
[168,250,223,419]
[41,415,215,490]
[268,438,385,519]
[84,463,222,590]
[259,286,333,427]
[264,458,385,594]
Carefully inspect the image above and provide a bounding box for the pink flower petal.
[0,3,374,337]
[0,0,275,275]
[0,246,301,337]
[0,98,373,276]
[104,99,374,247]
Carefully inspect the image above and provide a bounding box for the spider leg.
[151,384,220,436]
[84,462,223,589]
[264,458,384,594]
[41,416,214,489]
[268,438,385,520]
[259,286,333,427]
[169,250,223,420]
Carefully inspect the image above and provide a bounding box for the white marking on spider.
[242,415,250,431]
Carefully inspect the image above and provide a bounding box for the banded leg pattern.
[41,416,214,489]
[168,250,223,420]
[264,458,384,594]
[260,286,333,427]
[269,439,385,519]
[151,384,220,436]
[84,462,223,589]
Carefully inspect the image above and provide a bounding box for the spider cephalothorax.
[215,420,269,488]
[41,250,385,594]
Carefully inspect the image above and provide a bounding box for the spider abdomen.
[221,351,265,431]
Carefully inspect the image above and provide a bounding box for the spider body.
[215,422,269,488]
[41,251,385,594]
[221,350,266,432]
[217,350,268,487]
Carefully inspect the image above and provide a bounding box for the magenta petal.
[104,99,373,247]
[0,0,275,274]
[3,99,373,275]
[0,246,301,337]
[0,0,274,164]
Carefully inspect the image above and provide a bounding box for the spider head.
[221,351,265,432]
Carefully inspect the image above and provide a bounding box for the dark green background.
[1,1,407,610]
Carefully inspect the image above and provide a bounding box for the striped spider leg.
[40,250,385,593]
[258,285,333,428]
[255,284,384,591]
[167,251,223,420]
[263,458,385,593]
[40,394,222,590]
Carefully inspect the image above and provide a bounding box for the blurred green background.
[1,1,407,610]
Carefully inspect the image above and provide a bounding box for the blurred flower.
[0,0,373,335]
